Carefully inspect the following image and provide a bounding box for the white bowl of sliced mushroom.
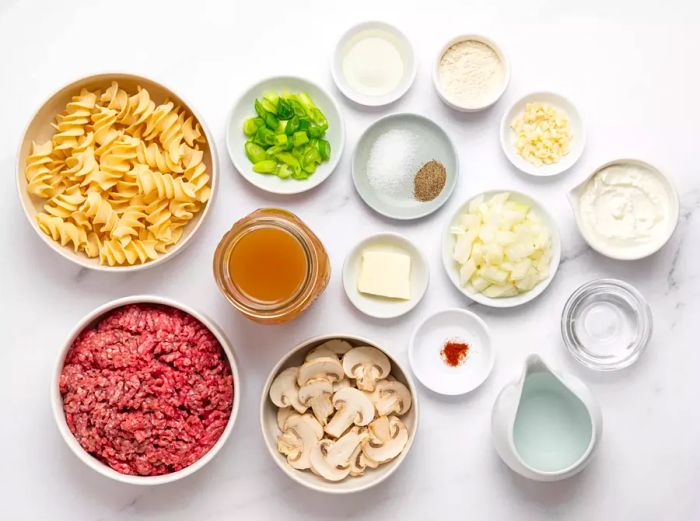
[260,335,419,493]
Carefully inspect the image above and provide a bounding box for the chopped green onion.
[253,159,277,174]
[276,152,300,169]
[308,126,324,138]
[309,108,328,128]
[244,91,331,181]
[318,139,331,161]
[245,141,267,163]
[287,98,307,116]
[276,98,294,120]
[254,99,267,119]
[261,98,277,114]
[293,131,309,147]
[285,116,300,136]
[263,91,279,106]
[277,164,292,179]
[243,118,259,136]
[297,92,316,113]
[264,112,279,130]
[253,126,277,147]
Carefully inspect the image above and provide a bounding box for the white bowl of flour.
[434,34,510,112]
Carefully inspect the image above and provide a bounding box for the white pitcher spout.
[524,353,549,375]
[567,175,590,215]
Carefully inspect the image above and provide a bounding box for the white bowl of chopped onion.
[500,91,585,177]
[441,190,561,308]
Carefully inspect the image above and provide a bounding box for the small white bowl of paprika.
[409,308,495,395]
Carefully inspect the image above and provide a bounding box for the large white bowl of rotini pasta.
[17,73,217,270]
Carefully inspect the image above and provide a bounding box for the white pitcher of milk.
[491,354,602,481]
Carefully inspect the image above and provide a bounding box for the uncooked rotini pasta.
[24,81,210,266]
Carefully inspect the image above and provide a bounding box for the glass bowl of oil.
[561,278,652,371]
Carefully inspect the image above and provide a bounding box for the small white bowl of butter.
[343,233,429,319]
[332,21,416,108]
[569,159,680,260]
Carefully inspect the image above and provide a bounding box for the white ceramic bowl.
[409,308,494,395]
[352,113,459,220]
[568,158,680,260]
[331,21,416,108]
[342,232,429,319]
[260,334,419,494]
[51,295,241,485]
[16,73,218,272]
[433,34,510,112]
[442,190,562,308]
[500,91,585,177]
[226,76,345,195]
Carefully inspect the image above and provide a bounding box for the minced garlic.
[510,102,572,166]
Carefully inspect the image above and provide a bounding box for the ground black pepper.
[414,160,447,202]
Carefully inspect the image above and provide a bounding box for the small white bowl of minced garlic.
[500,91,585,177]
[433,34,510,112]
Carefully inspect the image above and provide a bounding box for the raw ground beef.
[59,304,234,476]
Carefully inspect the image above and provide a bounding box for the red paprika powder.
[441,339,470,367]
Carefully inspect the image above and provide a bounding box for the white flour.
[438,40,505,108]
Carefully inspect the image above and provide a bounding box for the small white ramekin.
[51,295,241,485]
[433,34,510,112]
[331,21,417,108]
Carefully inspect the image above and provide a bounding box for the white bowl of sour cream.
[332,21,416,108]
[569,159,680,260]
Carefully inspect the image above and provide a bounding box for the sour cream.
[578,161,676,258]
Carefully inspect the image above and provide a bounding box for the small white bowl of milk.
[332,21,416,108]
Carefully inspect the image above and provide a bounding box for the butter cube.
[357,250,411,300]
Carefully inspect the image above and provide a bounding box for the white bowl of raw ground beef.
[51,295,241,485]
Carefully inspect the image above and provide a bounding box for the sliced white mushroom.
[309,439,351,481]
[323,427,367,468]
[367,414,392,443]
[298,377,334,425]
[334,377,351,392]
[324,387,375,438]
[362,415,409,464]
[276,406,298,431]
[342,346,391,392]
[305,339,353,361]
[297,356,344,387]
[349,442,379,476]
[371,379,412,416]
[270,367,307,413]
[276,413,323,470]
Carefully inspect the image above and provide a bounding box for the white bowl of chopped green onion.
[227,76,345,195]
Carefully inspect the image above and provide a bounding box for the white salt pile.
[366,128,418,198]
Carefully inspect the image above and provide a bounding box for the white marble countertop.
[1,1,698,519]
